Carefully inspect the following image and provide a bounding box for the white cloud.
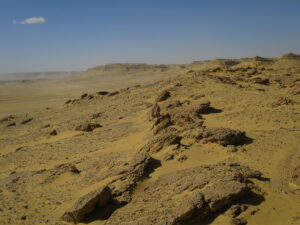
[13,17,46,25]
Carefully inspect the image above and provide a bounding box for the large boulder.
[62,186,112,223]
[197,127,249,146]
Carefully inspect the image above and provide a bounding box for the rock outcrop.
[197,127,249,146]
[105,163,262,225]
[140,127,181,153]
[109,152,154,203]
[62,186,112,223]
[155,90,171,102]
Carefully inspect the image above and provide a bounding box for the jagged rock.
[140,127,181,153]
[172,114,195,127]
[197,127,249,146]
[251,77,269,85]
[110,152,153,203]
[165,100,213,123]
[151,114,172,134]
[62,186,112,223]
[75,122,101,132]
[20,118,33,124]
[106,163,262,225]
[149,103,160,121]
[155,90,170,102]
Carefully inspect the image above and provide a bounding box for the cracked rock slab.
[62,186,112,223]
[105,163,261,225]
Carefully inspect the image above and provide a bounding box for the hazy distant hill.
[0,71,82,82]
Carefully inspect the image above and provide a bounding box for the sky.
[0,0,299,73]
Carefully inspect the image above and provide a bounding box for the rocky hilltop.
[0,53,299,225]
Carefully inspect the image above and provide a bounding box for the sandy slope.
[0,55,299,225]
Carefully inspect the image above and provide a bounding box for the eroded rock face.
[149,103,161,121]
[75,122,102,132]
[62,186,112,223]
[105,163,261,225]
[161,100,213,123]
[151,114,172,134]
[140,127,181,153]
[197,127,249,146]
[109,152,154,203]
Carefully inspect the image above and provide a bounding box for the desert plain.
[0,53,300,225]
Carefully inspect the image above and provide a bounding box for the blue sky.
[0,0,299,73]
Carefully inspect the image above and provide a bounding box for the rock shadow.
[201,107,223,114]
[241,136,254,146]
[144,158,162,179]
